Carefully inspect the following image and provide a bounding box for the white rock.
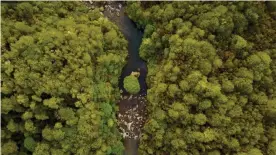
[127,122,133,130]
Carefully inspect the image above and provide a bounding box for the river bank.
[85,2,148,155]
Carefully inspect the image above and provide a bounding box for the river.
[103,4,147,96]
[102,2,148,155]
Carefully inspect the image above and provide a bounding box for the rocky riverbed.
[118,94,147,140]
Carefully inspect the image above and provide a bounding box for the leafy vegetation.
[2,1,276,155]
[126,1,276,155]
[123,75,140,94]
[1,2,127,155]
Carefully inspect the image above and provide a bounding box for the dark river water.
[118,18,147,96]
[103,4,147,96]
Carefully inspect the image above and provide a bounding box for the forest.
[1,2,127,155]
[1,1,276,155]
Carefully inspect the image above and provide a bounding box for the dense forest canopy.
[126,1,276,155]
[1,1,276,155]
[1,2,127,155]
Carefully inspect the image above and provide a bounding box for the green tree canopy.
[126,1,276,154]
[1,2,127,154]
[123,75,140,94]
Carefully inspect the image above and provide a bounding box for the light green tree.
[123,75,140,94]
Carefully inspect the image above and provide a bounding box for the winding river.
[102,2,147,155]
[103,7,147,96]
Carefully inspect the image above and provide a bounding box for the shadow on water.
[116,13,147,96]
[103,3,147,96]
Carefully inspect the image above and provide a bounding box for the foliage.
[1,2,127,154]
[24,137,37,152]
[126,1,276,154]
[123,75,140,94]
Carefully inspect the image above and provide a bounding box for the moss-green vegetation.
[126,2,276,154]
[123,75,140,94]
[1,2,127,154]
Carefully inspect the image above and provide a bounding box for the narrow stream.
[102,2,148,155]
[104,7,147,96]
